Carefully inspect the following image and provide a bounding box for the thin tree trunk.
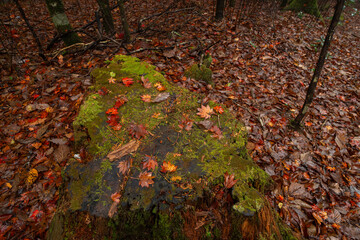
[96,0,114,34]
[215,0,225,20]
[292,0,346,128]
[14,0,46,61]
[117,0,131,43]
[45,0,81,46]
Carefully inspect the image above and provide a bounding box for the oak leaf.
[197,105,213,119]
[139,171,155,188]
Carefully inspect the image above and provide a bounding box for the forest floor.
[0,0,359,239]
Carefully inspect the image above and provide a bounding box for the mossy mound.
[184,64,213,85]
[47,55,296,240]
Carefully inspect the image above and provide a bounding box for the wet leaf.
[128,123,147,139]
[152,92,170,103]
[108,140,140,162]
[111,192,121,203]
[26,169,38,185]
[139,171,155,188]
[161,161,177,173]
[122,77,134,87]
[141,94,152,102]
[224,172,238,189]
[197,105,213,119]
[142,155,158,171]
[213,106,224,114]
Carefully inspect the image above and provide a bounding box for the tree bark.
[292,0,345,128]
[117,0,131,43]
[215,0,225,20]
[285,0,321,18]
[14,0,46,61]
[96,0,115,34]
[45,0,81,46]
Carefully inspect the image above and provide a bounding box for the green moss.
[285,0,321,18]
[184,64,213,84]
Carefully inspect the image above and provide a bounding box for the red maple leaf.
[106,107,118,115]
[114,97,128,108]
[128,123,147,139]
[106,115,119,126]
[139,171,155,188]
[122,77,134,87]
[142,155,158,171]
[224,172,238,189]
[111,192,121,203]
[213,106,224,114]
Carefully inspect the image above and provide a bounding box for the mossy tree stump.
[47,55,296,240]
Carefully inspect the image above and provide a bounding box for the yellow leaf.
[171,176,182,182]
[26,169,38,185]
[5,182,12,188]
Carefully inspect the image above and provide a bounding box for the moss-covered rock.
[184,63,213,85]
[47,55,296,240]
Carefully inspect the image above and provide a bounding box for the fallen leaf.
[152,92,170,103]
[118,159,132,175]
[106,108,118,115]
[53,144,70,163]
[111,192,121,203]
[224,172,238,189]
[122,77,134,87]
[108,76,116,84]
[154,82,166,91]
[213,106,224,114]
[129,123,147,139]
[141,76,152,88]
[26,169,38,185]
[161,161,177,173]
[171,176,182,181]
[197,120,213,130]
[139,171,155,187]
[141,94,152,102]
[107,140,140,161]
[114,96,127,108]
[210,125,223,139]
[197,105,213,119]
[142,155,158,171]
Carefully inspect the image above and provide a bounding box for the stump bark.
[47,55,296,240]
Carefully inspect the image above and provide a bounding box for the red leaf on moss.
[114,97,127,108]
[213,106,224,114]
[161,161,177,173]
[107,114,119,126]
[224,172,238,189]
[122,77,134,87]
[106,107,118,115]
[129,123,147,139]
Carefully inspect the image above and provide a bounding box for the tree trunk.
[292,0,345,128]
[285,0,321,18]
[117,0,131,43]
[215,0,225,20]
[96,0,115,34]
[45,0,81,46]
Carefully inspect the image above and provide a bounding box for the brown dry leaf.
[141,76,152,88]
[224,172,238,189]
[118,159,132,175]
[107,140,140,162]
[197,120,213,130]
[152,92,170,103]
[197,105,213,119]
[129,123,147,139]
[142,155,158,171]
[53,144,70,163]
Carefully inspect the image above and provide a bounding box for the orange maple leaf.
[154,82,166,91]
[213,106,224,114]
[108,77,116,84]
[118,160,131,175]
[142,155,158,171]
[141,94,152,102]
[111,192,121,203]
[161,161,177,173]
[197,105,213,119]
[106,107,118,115]
[139,171,155,188]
